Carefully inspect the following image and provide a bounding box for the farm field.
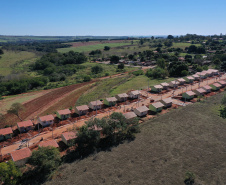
[0,50,38,76]
[46,92,226,185]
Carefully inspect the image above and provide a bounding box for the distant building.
[160,98,173,108]
[61,131,77,146]
[115,93,128,102]
[194,88,206,96]
[210,83,221,91]
[123,112,137,120]
[184,76,195,84]
[182,91,196,100]
[169,81,179,88]
[151,85,163,93]
[39,139,59,148]
[104,97,117,106]
[56,109,71,120]
[177,78,186,85]
[88,100,103,110]
[128,90,140,99]
[149,102,164,112]
[202,85,212,93]
[160,82,169,90]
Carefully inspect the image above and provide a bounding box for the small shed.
[182,91,196,100]
[199,72,207,79]
[38,115,54,127]
[56,109,71,120]
[115,93,129,102]
[169,81,179,88]
[149,102,164,112]
[184,76,194,83]
[192,74,200,81]
[11,147,32,166]
[151,85,163,93]
[104,97,117,106]
[61,131,77,146]
[17,120,33,133]
[160,98,173,108]
[202,85,212,93]
[123,112,137,120]
[128,90,140,99]
[210,83,221,91]
[194,88,206,96]
[160,82,169,90]
[217,81,226,87]
[177,78,186,85]
[39,139,59,148]
[134,106,149,117]
[0,127,13,141]
[88,100,103,110]
[75,105,89,115]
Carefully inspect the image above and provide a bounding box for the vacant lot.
[47,92,226,185]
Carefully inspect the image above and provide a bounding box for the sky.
[1,0,226,36]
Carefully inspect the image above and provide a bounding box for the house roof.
[76,105,89,111]
[39,139,59,148]
[106,97,117,102]
[202,85,212,90]
[151,102,164,109]
[187,76,194,80]
[212,83,221,87]
[170,81,179,85]
[177,78,186,82]
[17,120,33,128]
[186,91,196,96]
[160,82,169,87]
[117,93,129,98]
[0,127,13,136]
[130,90,140,95]
[135,106,149,113]
[89,100,103,106]
[11,148,32,162]
[200,72,207,76]
[62,131,77,141]
[57,109,71,115]
[124,112,137,119]
[195,88,206,94]
[218,81,226,85]
[161,98,172,104]
[192,74,200,78]
[154,85,163,89]
[39,115,54,122]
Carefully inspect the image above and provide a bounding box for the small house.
[39,139,59,148]
[75,105,89,115]
[182,91,196,100]
[61,131,77,146]
[11,147,32,166]
[38,115,54,127]
[17,120,33,133]
[194,88,206,96]
[128,90,140,99]
[169,81,179,88]
[115,93,129,102]
[199,72,207,79]
[202,85,212,93]
[134,106,149,117]
[104,97,117,106]
[192,74,200,81]
[160,82,169,90]
[184,76,194,84]
[56,109,71,120]
[149,102,164,113]
[210,83,221,91]
[217,81,226,87]
[204,70,212,77]
[160,98,173,108]
[124,112,137,120]
[0,127,13,141]
[88,100,103,110]
[151,85,163,93]
[177,78,186,85]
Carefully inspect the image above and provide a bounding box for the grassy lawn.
[0,50,38,76]
[58,43,131,53]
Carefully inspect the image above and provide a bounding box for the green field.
[0,50,38,76]
[171,42,201,49]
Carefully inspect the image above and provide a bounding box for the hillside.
[46,92,226,185]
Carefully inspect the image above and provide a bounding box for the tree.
[91,65,103,74]
[0,160,22,185]
[219,106,226,119]
[167,35,174,39]
[128,54,134,60]
[221,61,226,71]
[118,63,124,69]
[104,46,110,51]
[221,95,226,106]
[83,75,91,82]
[110,55,120,64]
[157,58,166,69]
[0,49,4,55]
[184,171,195,185]
[7,103,24,121]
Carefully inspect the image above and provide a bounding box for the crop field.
[0,50,38,75]
[47,92,226,185]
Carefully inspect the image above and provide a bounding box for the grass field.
[57,43,131,53]
[172,42,201,49]
[46,92,226,185]
[0,50,38,75]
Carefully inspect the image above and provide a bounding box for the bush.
[91,65,103,74]
[132,70,144,76]
[146,67,168,79]
[118,63,124,70]
[83,75,91,82]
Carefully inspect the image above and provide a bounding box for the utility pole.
[96,97,97,117]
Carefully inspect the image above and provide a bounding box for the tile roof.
[39,139,59,148]
[124,112,137,119]
[195,88,206,94]
[11,148,32,162]
[218,81,226,85]
[161,98,172,104]
[160,82,169,87]
[192,74,200,78]
[62,131,77,141]
[39,115,54,122]
[170,81,179,85]
[202,85,212,90]
[135,106,149,112]
[17,120,33,128]
[89,100,103,106]
[117,93,129,98]
[212,83,221,87]
[76,105,89,111]
[106,97,117,102]
[151,102,164,108]
[177,78,186,82]
[154,85,163,89]
[186,91,196,96]
[187,76,194,80]
[57,109,71,115]
[130,90,140,95]
[0,127,13,136]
